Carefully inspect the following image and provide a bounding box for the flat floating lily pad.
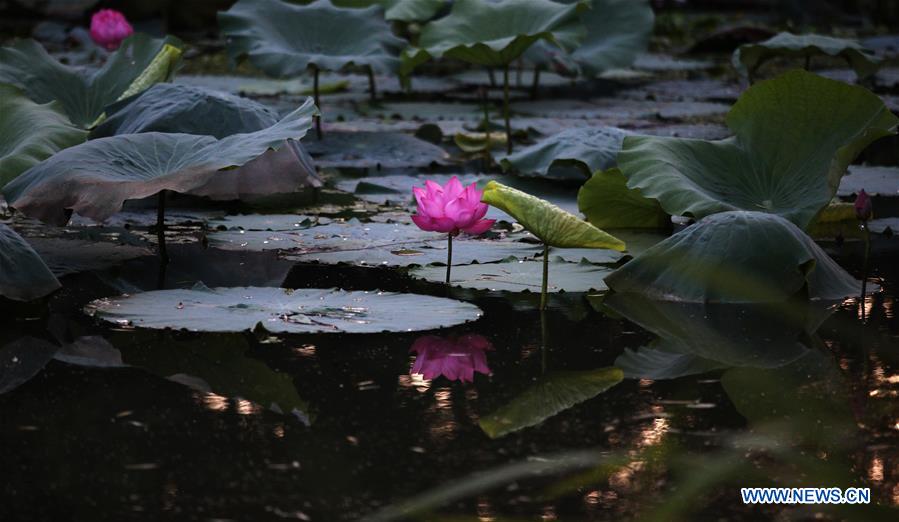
[410,257,613,293]
[25,238,153,277]
[303,131,450,169]
[499,127,631,179]
[86,286,483,334]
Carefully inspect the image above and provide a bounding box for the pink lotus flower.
[855,189,873,221]
[410,334,492,383]
[412,177,495,236]
[90,9,133,51]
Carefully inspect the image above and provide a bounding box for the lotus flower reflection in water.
[409,334,492,383]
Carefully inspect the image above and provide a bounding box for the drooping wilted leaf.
[482,180,626,250]
[604,211,862,303]
[617,70,898,230]
[408,0,588,69]
[526,0,654,77]
[733,32,880,80]
[0,34,183,128]
[499,127,630,179]
[0,84,87,187]
[86,286,483,333]
[479,367,623,438]
[0,224,60,302]
[91,83,279,138]
[3,99,317,225]
[577,168,670,229]
[219,0,404,76]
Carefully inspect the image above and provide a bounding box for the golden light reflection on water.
[638,405,670,448]
[397,373,431,393]
[869,455,884,483]
[428,388,458,444]
[236,399,261,415]
[201,393,228,412]
[476,496,495,521]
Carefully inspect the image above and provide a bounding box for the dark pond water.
[1,240,897,522]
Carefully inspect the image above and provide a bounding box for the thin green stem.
[446,233,453,285]
[503,64,511,154]
[531,65,541,100]
[313,65,322,140]
[861,221,870,318]
[156,190,169,266]
[540,243,549,311]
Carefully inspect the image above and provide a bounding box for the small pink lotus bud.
[855,189,873,221]
[90,9,134,51]
[411,176,495,236]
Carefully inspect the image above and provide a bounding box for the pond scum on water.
[1,0,898,520]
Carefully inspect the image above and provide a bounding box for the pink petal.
[431,217,458,233]
[413,186,428,207]
[444,176,464,200]
[422,197,445,219]
[461,219,495,236]
[471,202,489,221]
[425,180,444,197]
[411,214,437,231]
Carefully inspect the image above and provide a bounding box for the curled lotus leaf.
[733,32,880,80]
[604,211,863,303]
[0,34,183,128]
[219,0,405,76]
[481,180,625,250]
[3,99,318,225]
[410,0,588,69]
[0,224,60,302]
[617,70,898,230]
[0,84,87,187]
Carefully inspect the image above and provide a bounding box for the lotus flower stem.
[531,66,541,100]
[540,243,549,311]
[487,68,496,86]
[156,190,169,265]
[503,64,512,154]
[446,233,453,285]
[312,64,322,140]
[861,222,870,309]
[367,66,377,101]
[804,55,811,71]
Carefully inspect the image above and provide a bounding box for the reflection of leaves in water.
[480,367,623,438]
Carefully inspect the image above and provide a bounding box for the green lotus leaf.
[526,0,654,77]
[0,224,60,302]
[413,0,588,68]
[479,367,623,438]
[85,286,483,333]
[617,70,898,230]
[577,168,670,229]
[92,83,279,138]
[3,99,317,225]
[0,34,183,128]
[0,84,87,187]
[733,32,880,80]
[499,127,630,179]
[481,180,626,250]
[604,211,862,303]
[377,0,446,21]
[219,0,405,76]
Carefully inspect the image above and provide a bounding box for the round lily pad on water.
[410,257,612,293]
[85,286,483,333]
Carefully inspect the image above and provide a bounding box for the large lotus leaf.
[0,224,60,302]
[577,168,669,229]
[91,83,279,138]
[614,343,726,380]
[479,367,623,438]
[733,32,880,80]
[219,0,405,76]
[85,286,483,333]
[0,84,87,187]
[499,127,630,179]
[0,34,183,128]
[411,0,588,68]
[604,211,862,303]
[25,238,152,277]
[526,0,654,77]
[482,180,625,250]
[410,256,613,292]
[0,337,59,394]
[381,0,446,21]
[605,292,827,372]
[3,99,317,225]
[617,70,898,230]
